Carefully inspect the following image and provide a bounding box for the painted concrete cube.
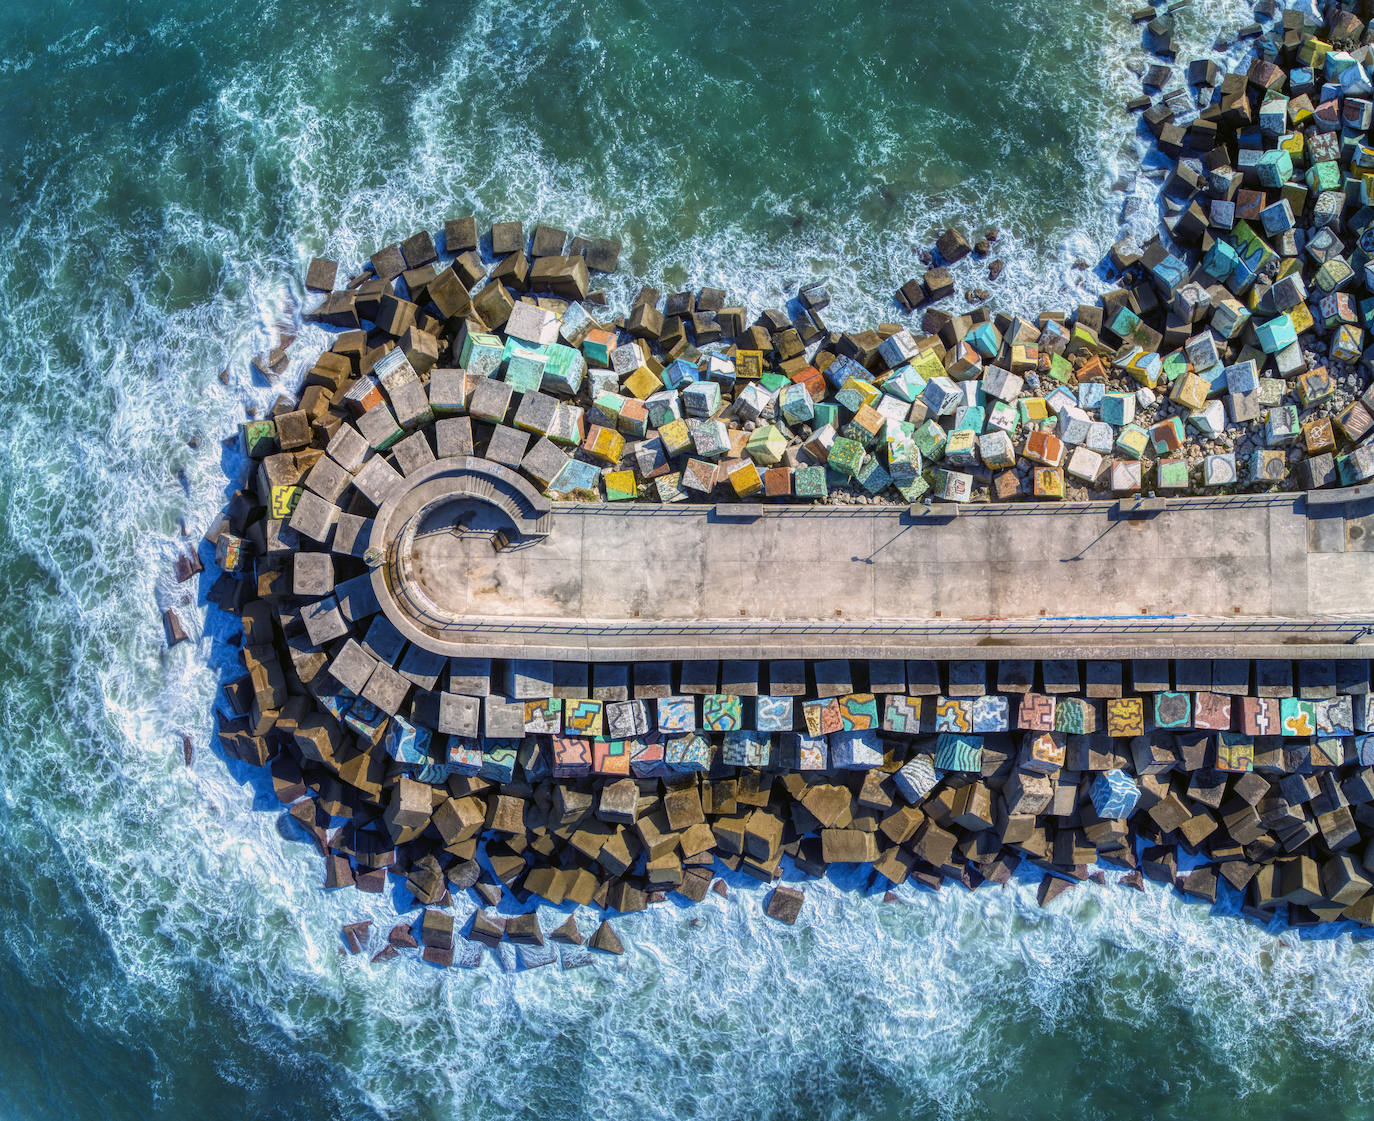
[446,736,484,775]
[656,696,697,734]
[837,693,879,731]
[550,735,593,778]
[971,695,1009,733]
[1023,731,1066,774]
[1018,692,1057,732]
[1281,697,1316,736]
[1240,696,1281,737]
[934,732,983,774]
[1317,696,1354,736]
[605,699,650,739]
[893,755,938,802]
[590,737,630,776]
[630,732,673,778]
[831,730,883,770]
[702,693,744,732]
[1054,697,1097,735]
[523,698,563,735]
[1215,732,1255,773]
[934,697,973,733]
[803,697,843,736]
[1106,697,1145,738]
[1153,690,1192,729]
[565,698,605,738]
[665,732,713,772]
[784,733,829,771]
[754,695,795,733]
[1091,768,1140,819]
[883,696,923,735]
[479,741,518,784]
[1193,692,1233,732]
[723,729,772,768]
[383,714,432,765]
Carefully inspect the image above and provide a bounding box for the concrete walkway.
[377,493,1374,660]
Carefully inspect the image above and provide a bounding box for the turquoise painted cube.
[794,464,828,498]
[541,343,586,396]
[661,358,699,389]
[1255,148,1293,188]
[953,404,985,433]
[814,402,840,431]
[1305,159,1342,193]
[1150,416,1185,455]
[934,732,983,773]
[780,381,815,425]
[856,456,891,494]
[967,320,1001,358]
[478,741,518,784]
[884,365,928,402]
[460,331,504,378]
[1256,314,1297,354]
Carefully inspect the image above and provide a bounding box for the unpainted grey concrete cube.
[718,660,759,697]
[1337,660,1370,696]
[356,402,403,450]
[436,416,475,459]
[552,661,589,699]
[1084,661,1122,699]
[1040,659,1081,694]
[513,391,559,435]
[520,437,570,488]
[438,692,481,737]
[592,663,631,702]
[326,423,369,473]
[399,646,447,690]
[813,659,852,699]
[867,660,906,694]
[363,661,412,715]
[1254,659,1293,697]
[504,659,554,698]
[632,661,672,699]
[304,455,352,503]
[334,573,381,623]
[470,378,513,425]
[486,424,531,469]
[680,660,720,695]
[484,696,526,739]
[329,639,379,694]
[362,615,406,666]
[301,595,348,646]
[351,455,405,507]
[292,551,334,598]
[1131,659,1171,693]
[1211,659,1250,695]
[389,380,434,430]
[1298,660,1337,699]
[947,660,987,696]
[1174,659,1211,692]
[289,490,340,544]
[995,660,1034,694]
[393,430,436,476]
[331,512,372,557]
[449,657,492,697]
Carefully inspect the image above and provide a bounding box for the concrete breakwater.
[192,0,1374,961]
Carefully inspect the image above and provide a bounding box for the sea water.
[3,0,1372,1118]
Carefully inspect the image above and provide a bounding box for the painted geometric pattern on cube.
[1215,732,1254,773]
[1018,692,1057,732]
[838,693,879,731]
[1024,731,1066,773]
[754,695,794,732]
[1053,697,1095,735]
[883,696,922,734]
[702,693,744,732]
[1193,691,1232,731]
[971,695,1009,733]
[566,698,605,738]
[665,732,713,772]
[787,733,828,771]
[383,715,432,765]
[1317,696,1354,736]
[605,699,650,739]
[723,730,771,767]
[1106,697,1145,738]
[592,737,631,775]
[480,742,517,784]
[894,755,938,802]
[934,732,983,773]
[935,697,973,733]
[446,736,484,774]
[831,729,883,769]
[551,735,592,777]
[656,696,696,734]
[630,732,673,778]
[1240,696,1279,736]
[523,698,563,735]
[1312,736,1344,768]
[803,698,843,737]
[1281,697,1316,737]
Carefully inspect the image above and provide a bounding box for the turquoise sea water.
[4,1,1374,1118]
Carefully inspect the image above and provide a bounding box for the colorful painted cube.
[1215,732,1255,773]
[383,714,432,765]
[664,732,713,772]
[523,698,563,735]
[479,741,518,784]
[655,696,696,734]
[1018,692,1057,732]
[1153,691,1192,730]
[803,697,843,737]
[1023,731,1066,774]
[934,697,973,733]
[883,695,923,734]
[785,733,828,771]
[1311,736,1344,768]
[1106,697,1145,738]
[837,693,879,731]
[1317,696,1354,736]
[1090,769,1140,819]
[1054,697,1097,735]
[702,693,744,732]
[344,698,387,741]
[605,699,650,739]
[1193,691,1233,732]
[630,732,672,778]
[754,695,794,733]
[830,730,882,769]
[592,737,631,775]
[893,755,938,802]
[723,729,772,767]
[970,695,1009,733]
[1280,697,1316,736]
[550,735,592,777]
[446,736,484,774]
[565,698,605,738]
[934,732,983,774]
[1240,696,1280,737]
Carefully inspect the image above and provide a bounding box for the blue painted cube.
[1090,768,1140,819]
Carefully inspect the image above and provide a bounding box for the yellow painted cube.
[270,485,302,519]
[1288,300,1314,336]
[1033,467,1064,499]
[1022,397,1049,422]
[910,350,945,382]
[622,365,661,401]
[658,418,692,456]
[1170,372,1208,411]
[734,350,765,380]
[841,376,881,409]
[583,424,625,466]
[726,459,763,497]
[602,469,637,500]
[1279,132,1305,161]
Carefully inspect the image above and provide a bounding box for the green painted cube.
[794,464,828,498]
[1156,458,1190,491]
[828,436,865,478]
